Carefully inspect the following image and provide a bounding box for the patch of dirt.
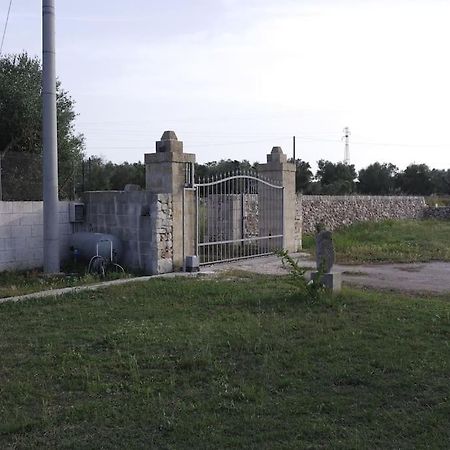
[394,265,425,273]
[342,271,369,277]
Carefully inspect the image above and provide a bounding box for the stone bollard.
[310,229,342,293]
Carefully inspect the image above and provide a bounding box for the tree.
[358,162,398,194]
[430,169,450,195]
[395,164,433,195]
[293,159,313,193]
[80,157,146,192]
[315,160,357,194]
[109,162,145,190]
[195,159,254,180]
[0,52,84,200]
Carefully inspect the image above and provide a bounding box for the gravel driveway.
[205,253,450,295]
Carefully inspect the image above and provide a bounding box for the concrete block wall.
[82,191,173,275]
[0,201,73,271]
[297,195,426,234]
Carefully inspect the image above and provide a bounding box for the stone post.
[145,131,196,270]
[258,147,297,252]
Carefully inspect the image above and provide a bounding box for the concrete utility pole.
[42,0,60,273]
[292,136,296,162]
[343,127,351,164]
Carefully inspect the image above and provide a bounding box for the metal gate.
[195,171,284,265]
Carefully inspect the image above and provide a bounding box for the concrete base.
[185,255,199,273]
[310,271,342,293]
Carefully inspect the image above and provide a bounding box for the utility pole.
[343,127,351,164]
[42,0,60,273]
[292,136,296,162]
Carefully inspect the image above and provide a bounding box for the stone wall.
[82,191,173,274]
[0,201,73,271]
[423,206,450,220]
[297,195,426,234]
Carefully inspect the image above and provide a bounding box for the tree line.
[2,52,449,200]
[195,159,450,196]
[293,160,450,195]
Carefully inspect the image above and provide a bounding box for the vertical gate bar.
[255,177,257,256]
[252,177,255,257]
[203,177,211,262]
[276,182,279,251]
[236,174,238,257]
[253,177,257,257]
[220,174,223,262]
[227,173,230,261]
[204,180,206,263]
[268,180,271,254]
[229,173,233,260]
[207,179,210,264]
[224,174,228,262]
[240,178,246,256]
[249,176,251,258]
[222,174,225,262]
[281,186,284,251]
[226,173,229,261]
[220,173,223,262]
[210,178,212,263]
[211,177,214,263]
[273,180,276,252]
[217,173,220,262]
[196,185,199,260]
[217,175,220,263]
[266,179,268,254]
[223,172,229,259]
[263,179,266,254]
[230,173,233,260]
[213,174,216,262]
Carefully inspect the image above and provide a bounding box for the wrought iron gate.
[195,171,284,265]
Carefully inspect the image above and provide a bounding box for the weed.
[278,249,327,302]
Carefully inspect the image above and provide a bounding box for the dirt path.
[205,253,450,295]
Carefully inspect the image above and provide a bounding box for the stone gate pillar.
[145,131,196,270]
[258,147,297,252]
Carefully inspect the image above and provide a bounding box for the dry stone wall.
[297,195,426,234]
[423,206,450,220]
[153,194,173,274]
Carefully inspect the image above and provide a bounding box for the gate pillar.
[145,131,196,270]
[258,147,297,252]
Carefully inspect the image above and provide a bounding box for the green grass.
[0,265,130,299]
[303,219,450,264]
[1,275,449,449]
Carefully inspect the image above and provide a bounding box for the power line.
[0,0,13,55]
[86,136,292,150]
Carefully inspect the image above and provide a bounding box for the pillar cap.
[156,130,183,153]
[267,146,287,163]
[161,130,178,141]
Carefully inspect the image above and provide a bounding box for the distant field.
[1,275,449,448]
[425,196,450,207]
[302,219,450,264]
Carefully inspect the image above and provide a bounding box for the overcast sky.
[2,0,450,170]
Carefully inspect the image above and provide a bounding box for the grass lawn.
[1,274,449,449]
[302,219,450,264]
[0,267,130,299]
